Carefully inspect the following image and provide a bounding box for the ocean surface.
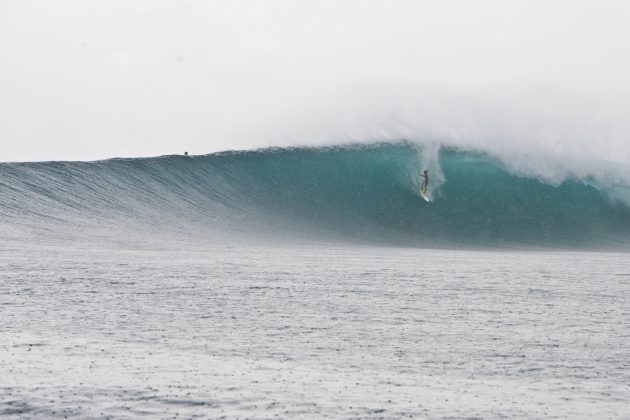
[1,143,630,418]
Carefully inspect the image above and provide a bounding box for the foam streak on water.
[2,244,629,418]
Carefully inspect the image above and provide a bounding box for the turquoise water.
[1,143,629,248]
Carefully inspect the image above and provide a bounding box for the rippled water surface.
[2,243,630,418]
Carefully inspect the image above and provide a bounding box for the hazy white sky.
[2,0,630,162]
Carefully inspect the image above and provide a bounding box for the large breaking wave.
[1,142,629,248]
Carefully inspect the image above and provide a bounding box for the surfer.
[420,169,429,194]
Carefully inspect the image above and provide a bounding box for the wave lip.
[1,143,629,249]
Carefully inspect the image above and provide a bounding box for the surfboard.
[420,189,430,202]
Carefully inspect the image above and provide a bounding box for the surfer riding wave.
[420,169,429,195]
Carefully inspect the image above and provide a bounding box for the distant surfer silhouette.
[184,151,188,156]
[420,169,429,194]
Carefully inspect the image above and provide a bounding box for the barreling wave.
[1,142,630,248]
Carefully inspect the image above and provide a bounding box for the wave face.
[1,143,630,248]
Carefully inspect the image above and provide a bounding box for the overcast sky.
[2,0,630,162]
